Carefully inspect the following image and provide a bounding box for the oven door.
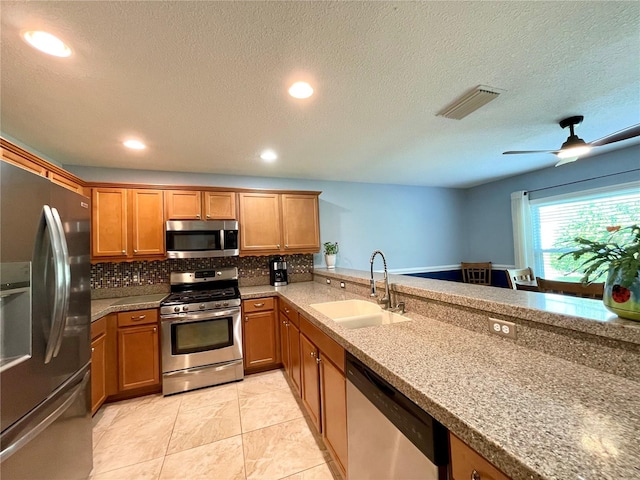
[161,308,242,374]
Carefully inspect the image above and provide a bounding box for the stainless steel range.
[160,267,243,396]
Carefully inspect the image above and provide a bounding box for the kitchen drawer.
[243,297,275,313]
[117,309,158,327]
[450,433,510,480]
[279,298,299,326]
[91,316,107,340]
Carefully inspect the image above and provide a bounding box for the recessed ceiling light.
[260,149,278,162]
[22,31,72,57]
[123,139,146,150]
[288,82,314,99]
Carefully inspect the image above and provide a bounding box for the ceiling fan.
[503,116,640,166]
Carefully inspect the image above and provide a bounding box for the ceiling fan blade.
[590,123,640,147]
[555,156,579,167]
[502,150,557,155]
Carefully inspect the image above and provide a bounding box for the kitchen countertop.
[90,275,640,479]
[90,293,168,321]
[241,280,640,480]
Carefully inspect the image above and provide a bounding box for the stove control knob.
[217,271,222,276]
[223,302,229,307]
[182,305,188,312]
[200,304,206,310]
[215,303,221,308]
[174,306,180,313]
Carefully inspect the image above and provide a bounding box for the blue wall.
[463,144,640,266]
[66,165,468,271]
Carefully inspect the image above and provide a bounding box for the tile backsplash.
[91,254,313,297]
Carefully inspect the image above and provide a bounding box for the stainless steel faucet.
[369,250,404,313]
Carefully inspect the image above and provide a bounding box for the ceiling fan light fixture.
[557,137,591,159]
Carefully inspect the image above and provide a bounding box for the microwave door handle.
[50,207,70,359]
[41,206,70,364]
[220,228,224,251]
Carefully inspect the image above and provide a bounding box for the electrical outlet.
[326,279,331,284]
[340,282,346,289]
[488,318,517,339]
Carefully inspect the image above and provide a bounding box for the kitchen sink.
[309,299,410,329]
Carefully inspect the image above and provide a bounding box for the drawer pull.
[253,302,265,308]
[131,315,146,321]
[471,470,480,480]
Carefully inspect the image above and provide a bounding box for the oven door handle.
[161,308,240,322]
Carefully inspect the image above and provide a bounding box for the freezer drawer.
[0,366,92,480]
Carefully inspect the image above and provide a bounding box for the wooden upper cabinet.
[239,192,320,255]
[92,188,165,260]
[47,171,85,195]
[130,189,165,256]
[165,190,202,220]
[239,192,282,252]
[282,194,320,252]
[1,148,47,176]
[203,191,237,219]
[2,142,87,195]
[92,188,128,257]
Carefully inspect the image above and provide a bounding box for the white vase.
[325,254,337,269]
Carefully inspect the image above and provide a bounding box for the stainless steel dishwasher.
[346,353,448,480]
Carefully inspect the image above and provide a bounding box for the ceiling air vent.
[437,85,504,120]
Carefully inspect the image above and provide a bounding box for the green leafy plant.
[323,242,339,255]
[559,225,640,288]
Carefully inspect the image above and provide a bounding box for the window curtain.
[510,191,533,268]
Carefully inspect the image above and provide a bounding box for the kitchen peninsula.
[91,268,640,480]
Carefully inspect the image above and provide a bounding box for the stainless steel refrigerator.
[0,161,93,479]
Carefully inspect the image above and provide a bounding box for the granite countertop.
[240,280,640,480]
[90,293,168,321]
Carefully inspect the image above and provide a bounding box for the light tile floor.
[90,369,341,480]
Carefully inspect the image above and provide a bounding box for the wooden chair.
[505,267,534,290]
[536,277,604,299]
[461,262,492,285]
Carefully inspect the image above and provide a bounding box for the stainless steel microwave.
[166,220,239,258]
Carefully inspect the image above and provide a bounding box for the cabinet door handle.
[285,244,289,248]
[133,249,138,253]
[284,308,290,313]
[131,315,146,321]
[196,214,201,219]
[310,351,316,357]
[316,357,321,364]
[206,214,210,218]
[471,470,480,480]
[253,302,265,308]
[91,347,94,353]
[276,244,281,249]
[245,317,249,322]
[153,327,157,332]
[121,250,126,254]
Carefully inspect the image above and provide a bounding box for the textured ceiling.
[1,1,639,188]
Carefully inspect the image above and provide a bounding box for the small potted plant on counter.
[561,225,640,321]
[323,242,339,269]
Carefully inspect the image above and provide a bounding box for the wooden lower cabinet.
[300,334,321,430]
[117,323,160,391]
[450,433,511,480]
[320,355,348,477]
[279,299,301,395]
[242,298,280,373]
[299,314,348,477]
[90,317,108,414]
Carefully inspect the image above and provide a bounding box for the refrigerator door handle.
[49,207,70,359]
[0,371,89,463]
[41,205,71,364]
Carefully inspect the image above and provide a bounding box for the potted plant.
[560,225,640,320]
[323,242,339,269]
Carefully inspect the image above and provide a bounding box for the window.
[528,183,640,281]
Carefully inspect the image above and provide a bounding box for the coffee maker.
[269,255,288,286]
